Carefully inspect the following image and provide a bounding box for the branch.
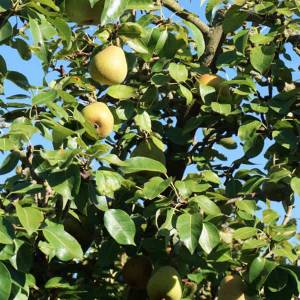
[161,0,210,35]
[282,204,294,226]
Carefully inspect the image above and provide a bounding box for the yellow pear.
[82,102,114,138]
[64,0,103,25]
[122,255,153,289]
[218,275,246,300]
[197,74,230,98]
[89,46,128,85]
[147,266,182,300]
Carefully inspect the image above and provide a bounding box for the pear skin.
[147,266,182,300]
[122,255,153,289]
[82,102,114,138]
[89,46,128,85]
[65,0,103,25]
[218,275,246,300]
[197,74,231,99]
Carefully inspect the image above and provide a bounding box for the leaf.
[199,222,220,254]
[291,177,300,196]
[15,203,44,236]
[101,0,129,25]
[104,209,136,245]
[0,262,11,300]
[0,151,19,175]
[0,20,12,42]
[119,22,143,38]
[127,0,155,10]
[134,111,152,133]
[223,5,248,33]
[179,84,193,105]
[43,222,83,261]
[32,90,57,105]
[142,177,171,200]
[168,63,188,82]
[121,157,167,174]
[184,21,205,58]
[250,45,275,74]
[189,195,221,216]
[249,257,266,283]
[176,213,202,254]
[233,227,257,240]
[107,84,137,100]
[6,71,30,90]
[95,170,124,198]
[211,102,231,115]
[0,218,14,245]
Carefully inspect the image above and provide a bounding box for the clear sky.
[0,1,299,230]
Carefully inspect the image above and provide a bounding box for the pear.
[89,46,128,85]
[82,102,114,138]
[64,0,103,25]
[197,73,230,98]
[122,255,153,289]
[147,266,182,300]
[218,275,246,300]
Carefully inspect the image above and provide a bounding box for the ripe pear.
[147,266,182,300]
[218,275,246,300]
[82,102,114,138]
[89,46,128,85]
[64,0,103,25]
[197,74,230,98]
[122,255,153,289]
[131,139,166,165]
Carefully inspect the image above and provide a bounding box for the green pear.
[82,102,114,138]
[147,266,182,300]
[122,255,153,289]
[89,46,128,85]
[218,275,246,300]
[64,0,103,25]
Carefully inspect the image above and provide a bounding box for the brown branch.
[282,205,294,226]
[161,0,210,35]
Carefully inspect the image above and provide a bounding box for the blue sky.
[0,1,299,230]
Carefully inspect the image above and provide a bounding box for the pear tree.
[0,0,300,299]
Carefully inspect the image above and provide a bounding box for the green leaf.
[0,151,19,175]
[250,45,275,74]
[119,22,143,38]
[121,157,167,174]
[142,177,171,200]
[199,222,220,254]
[291,177,300,196]
[233,227,257,240]
[0,218,14,245]
[32,90,57,106]
[168,63,188,82]
[43,222,83,261]
[179,84,193,105]
[107,84,137,100]
[95,170,124,198]
[184,21,205,58]
[6,71,30,90]
[0,262,11,300]
[223,5,248,33]
[15,203,44,236]
[176,213,202,254]
[134,111,152,133]
[211,102,231,115]
[101,0,129,25]
[0,20,12,42]
[249,257,266,283]
[104,209,136,245]
[127,0,155,10]
[189,195,221,216]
